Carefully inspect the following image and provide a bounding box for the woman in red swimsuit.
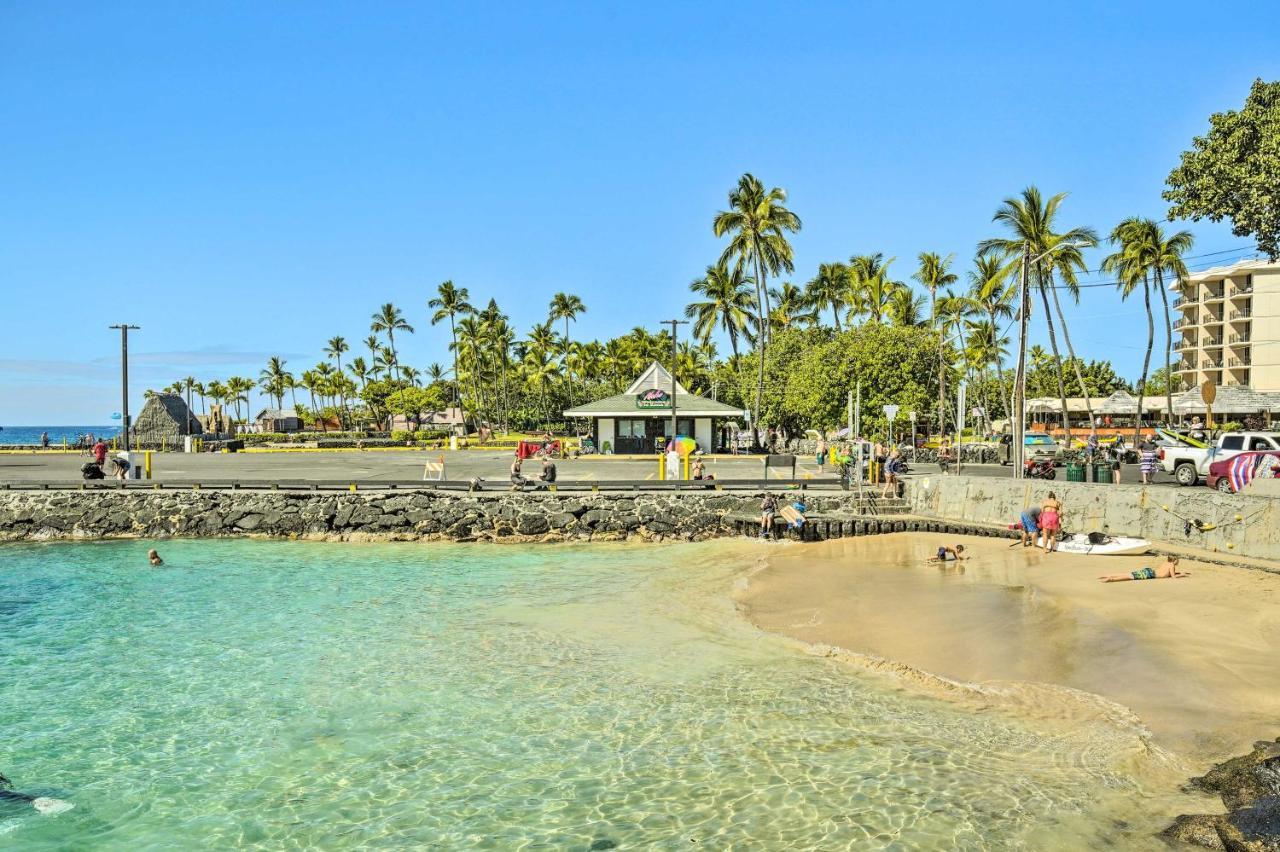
[1039,491,1062,553]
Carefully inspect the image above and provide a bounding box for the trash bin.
[1093,462,1111,484]
[1066,461,1085,482]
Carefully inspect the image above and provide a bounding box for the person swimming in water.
[0,772,73,815]
[148,549,163,566]
[1099,556,1188,583]
[927,544,967,563]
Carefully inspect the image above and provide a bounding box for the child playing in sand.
[927,544,966,563]
[1098,556,1188,583]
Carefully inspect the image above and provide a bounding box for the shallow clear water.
[1,540,1179,849]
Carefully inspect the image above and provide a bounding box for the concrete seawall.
[906,475,1280,562]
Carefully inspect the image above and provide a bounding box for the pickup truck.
[1160,431,1280,486]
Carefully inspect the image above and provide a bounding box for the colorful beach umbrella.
[672,436,697,456]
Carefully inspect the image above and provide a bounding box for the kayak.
[1054,533,1151,556]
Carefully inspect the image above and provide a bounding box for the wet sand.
[737,533,1280,765]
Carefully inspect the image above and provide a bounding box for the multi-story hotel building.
[1173,259,1280,393]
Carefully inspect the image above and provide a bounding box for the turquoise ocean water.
[1,540,1177,849]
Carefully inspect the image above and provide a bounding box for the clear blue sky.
[2,2,1277,423]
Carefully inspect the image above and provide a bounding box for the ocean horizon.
[0,425,120,446]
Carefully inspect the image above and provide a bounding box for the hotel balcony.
[1174,338,1196,352]
[1202,337,1223,349]
[1172,294,1198,309]
[1228,333,1252,345]
[1229,308,1252,321]
[1228,356,1252,367]
[1229,284,1253,298]
[1201,312,1224,326]
[1224,375,1251,387]
[1202,358,1223,369]
[1202,287,1225,303]
[1172,316,1194,330]
[1176,360,1196,373]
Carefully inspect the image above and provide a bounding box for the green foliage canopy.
[1165,78,1280,259]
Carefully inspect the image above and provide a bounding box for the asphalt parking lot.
[0,449,1184,488]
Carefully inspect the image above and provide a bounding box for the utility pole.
[1012,247,1030,479]
[661,319,688,444]
[109,324,141,451]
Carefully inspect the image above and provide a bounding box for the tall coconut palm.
[370,303,413,382]
[768,281,816,333]
[428,280,473,412]
[258,357,289,409]
[685,262,756,359]
[1136,222,1194,423]
[324,336,349,424]
[850,254,901,324]
[969,252,1016,418]
[348,356,370,391]
[548,292,586,403]
[225,376,254,424]
[886,287,926,327]
[978,187,1098,435]
[914,253,958,436]
[1103,218,1160,442]
[713,173,802,434]
[363,335,380,370]
[804,262,850,330]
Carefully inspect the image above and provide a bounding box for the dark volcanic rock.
[1165,740,1280,850]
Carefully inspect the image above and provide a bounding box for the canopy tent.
[1096,390,1141,415]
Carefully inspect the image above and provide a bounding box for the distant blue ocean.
[0,425,119,446]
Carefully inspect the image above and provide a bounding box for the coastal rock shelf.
[0,490,962,542]
[1162,737,1280,851]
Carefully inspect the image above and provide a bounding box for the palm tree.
[804,262,850,330]
[1146,220,1192,419]
[915,253,958,436]
[363,335,381,372]
[1100,216,1162,440]
[978,187,1098,435]
[886,287,926,327]
[969,253,1016,418]
[849,254,901,324]
[455,314,488,419]
[768,281,816,333]
[348,356,370,391]
[549,292,586,403]
[713,173,802,434]
[324,336,349,425]
[192,381,207,416]
[258,357,290,409]
[225,376,254,424]
[370,303,413,381]
[428,280,473,412]
[685,262,757,359]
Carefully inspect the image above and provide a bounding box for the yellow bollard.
[349,483,357,492]
[682,454,689,481]
[658,455,666,480]
[144,451,153,480]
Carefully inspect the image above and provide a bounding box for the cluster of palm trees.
[154,174,1194,438]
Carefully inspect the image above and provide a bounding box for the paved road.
[0,449,1185,488]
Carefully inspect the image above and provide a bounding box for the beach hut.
[134,393,202,445]
[255,408,303,433]
[563,361,746,454]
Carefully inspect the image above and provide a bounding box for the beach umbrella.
[672,436,697,456]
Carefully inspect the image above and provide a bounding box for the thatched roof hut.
[134,393,202,444]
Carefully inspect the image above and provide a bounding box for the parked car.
[998,431,1063,465]
[1206,450,1280,493]
[1159,431,1280,486]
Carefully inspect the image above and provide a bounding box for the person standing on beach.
[1039,492,1062,553]
[92,439,108,470]
[40,431,49,449]
[666,443,682,481]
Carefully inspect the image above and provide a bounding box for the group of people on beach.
[80,439,131,481]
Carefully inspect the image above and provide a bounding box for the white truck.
[1160,431,1280,486]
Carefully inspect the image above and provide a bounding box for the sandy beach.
[736,533,1280,767]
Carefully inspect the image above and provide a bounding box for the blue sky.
[2,2,1277,423]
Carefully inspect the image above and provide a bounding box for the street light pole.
[661,319,688,444]
[109,324,141,451]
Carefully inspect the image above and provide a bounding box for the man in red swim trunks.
[91,439,108,470]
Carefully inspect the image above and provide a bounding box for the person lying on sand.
[927,544,966,563]
[1098,556,1188,583]
[148,549,163,567]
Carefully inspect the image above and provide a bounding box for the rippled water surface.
[1,540,1181,849]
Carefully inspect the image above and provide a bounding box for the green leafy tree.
[1165,79,1280,259]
